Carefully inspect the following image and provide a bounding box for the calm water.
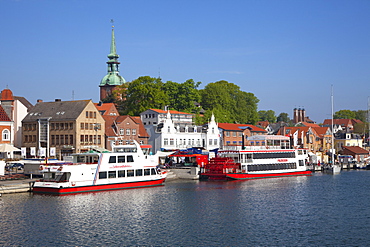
[1,170,370,246]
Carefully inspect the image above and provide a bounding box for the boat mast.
[331,85,335,165]
[368,96,370,147]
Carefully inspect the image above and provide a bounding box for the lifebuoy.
[39,166,43,170]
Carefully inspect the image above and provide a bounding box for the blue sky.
[1,0,369,123]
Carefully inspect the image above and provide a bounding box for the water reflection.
[2,171,370,246]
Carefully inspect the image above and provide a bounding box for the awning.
[0,144,21,153]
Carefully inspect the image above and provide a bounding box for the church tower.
[99,23,126,101]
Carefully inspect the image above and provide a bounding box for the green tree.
[200,80,259,124]
[258,110,276,123]
[277,112,290,122]
[354,110,368,122]
[334,110,356,119]
[163,79,201,112]
[119,76,169,115]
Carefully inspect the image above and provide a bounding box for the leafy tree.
[334,110,356,119]
[354,110,368,122]
[277,112,290,122]
[258,110,276,123]
[163,79,201,112]
[200,80,259,124]
[119,76,169,115]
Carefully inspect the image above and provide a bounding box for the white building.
[0,88,32,148]
[141,110,220,153]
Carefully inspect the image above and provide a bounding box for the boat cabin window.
[118,156,125,163]
[127,169,134,177]
[76,155,99,164]
[109,156,116,163]
[144,168,150,176]
[136,169,143,176]
[127,155,134,162]
[55,172,71,182]
[108,171,116,178]
[151,168,157,175]
[99,171,107,179]
[299,160,305,166]
[114,147,137,153]
[118,170,126,177]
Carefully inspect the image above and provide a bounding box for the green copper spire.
[100,23,126,86]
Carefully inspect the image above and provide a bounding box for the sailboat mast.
[331,85,334,164]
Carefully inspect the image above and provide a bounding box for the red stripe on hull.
[226,170,312,180]
[33,178,165,195]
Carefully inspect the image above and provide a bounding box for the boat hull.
[33,178,165,195]
[226,170,312,180]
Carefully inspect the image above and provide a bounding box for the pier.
[0,177,35,194]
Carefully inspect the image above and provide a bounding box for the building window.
[86,111,89,118]
[226,131,230,137]
[168,126,171,133]
[126,129,130,135]
[85,123,88,130]
[120,128,124,135]
[60,123,64,130]
[233,132,237,137]
[81,123,84,130]
[164,138,168,146]
[60,135,64,145]
[214,139,218,145]
[94,112,96,118]
[56,135,59,145]
[55,123,59,130]
[170,138,174,145]
[2,129,10,141]
[212,127,215,134]
[80,135,84,143]
[50,123,55,130]
[70,135,73,145]
[209,139,212,145]
[132,129,136,135]
[69,123,73,130]
[25,135,28,143]
[98,135,101,144]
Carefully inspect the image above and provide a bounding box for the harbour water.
[2,170,370,246]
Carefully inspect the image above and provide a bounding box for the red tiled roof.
[342,146,369,154]
[218,123,267,133]
[102,115,149,138]
[0,105,11,121]
[0,89,14,101]
[257,121,269,128]
[301,122,320,127]
[149,109,192,115]
[323,119,362,127]
[94,103,118,115]
[312,126,330,138]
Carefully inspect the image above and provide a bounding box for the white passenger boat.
[33,141,166,195]
[200,147,312,180]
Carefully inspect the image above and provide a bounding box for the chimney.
[37,99,43,103]
[55,99,61,102]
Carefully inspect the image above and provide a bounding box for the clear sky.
[1,0,369,123]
